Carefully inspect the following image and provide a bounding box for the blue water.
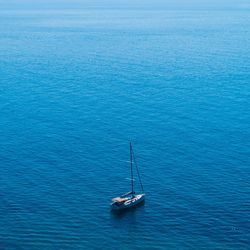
[0,1,250,249]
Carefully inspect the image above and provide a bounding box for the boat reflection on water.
[110,199,145,219]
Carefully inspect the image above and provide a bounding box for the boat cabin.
[112,197,128,203]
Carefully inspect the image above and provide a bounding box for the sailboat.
[111,142,145,211]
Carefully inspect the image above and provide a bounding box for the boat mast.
[132,148,144,193]
[130,142,134,195]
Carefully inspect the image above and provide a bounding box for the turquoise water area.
[0,1,249,249]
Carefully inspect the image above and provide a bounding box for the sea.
[0,1,249,249]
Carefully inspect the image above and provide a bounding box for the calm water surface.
[0,2,250,249]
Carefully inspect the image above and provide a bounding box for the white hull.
[111,194,145,211]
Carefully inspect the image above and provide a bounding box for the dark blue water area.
[0,2,250,249]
